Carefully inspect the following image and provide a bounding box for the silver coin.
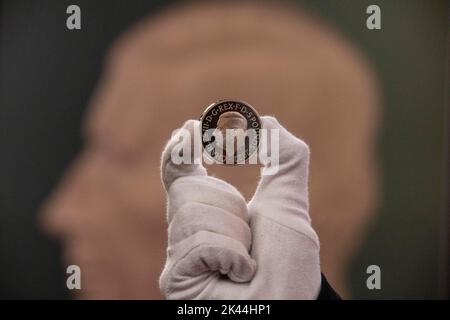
[200,100,261,165]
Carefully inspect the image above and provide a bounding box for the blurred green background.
[300,0,448,299]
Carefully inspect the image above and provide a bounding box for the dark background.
[0,0,448,299]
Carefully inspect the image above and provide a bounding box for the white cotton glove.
[159,117,321,299]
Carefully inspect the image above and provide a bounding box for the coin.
[200,100,261,165]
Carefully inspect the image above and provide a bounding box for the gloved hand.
[159,116,321,299]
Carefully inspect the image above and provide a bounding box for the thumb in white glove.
[159,117,321,299]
